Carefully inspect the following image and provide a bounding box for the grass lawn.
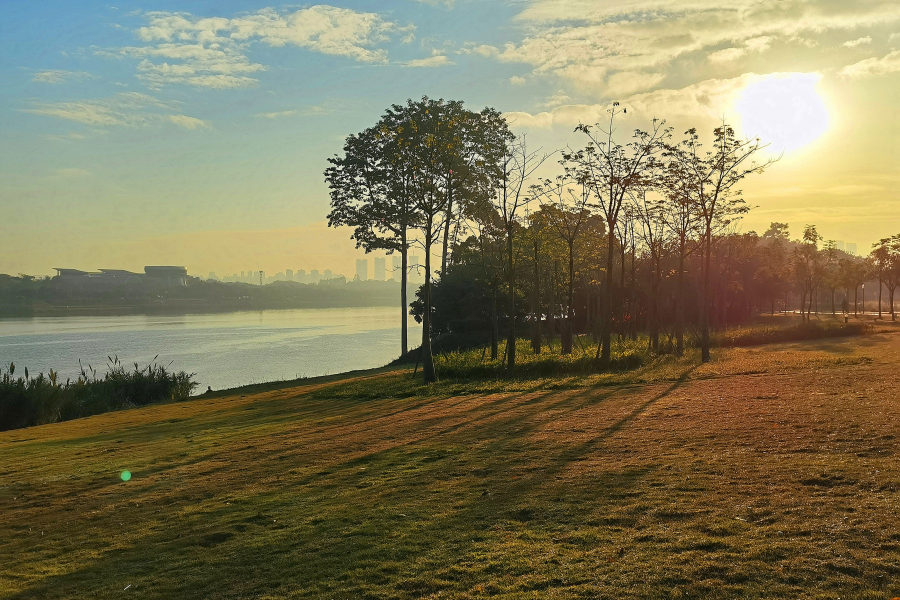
[1,332,899,599]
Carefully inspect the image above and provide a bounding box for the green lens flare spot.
[120,471,132,482]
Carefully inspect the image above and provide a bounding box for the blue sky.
[1,0,898,276]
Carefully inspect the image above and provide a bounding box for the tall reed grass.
[0,357,197,431]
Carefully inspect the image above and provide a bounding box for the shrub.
[0,358,197,431]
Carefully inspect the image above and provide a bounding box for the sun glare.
[735,73,830,154]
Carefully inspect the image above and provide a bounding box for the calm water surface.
[0,308,415,392]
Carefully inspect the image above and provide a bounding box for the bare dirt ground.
[1,332,899,599]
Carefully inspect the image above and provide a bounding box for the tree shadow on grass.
[9,367,700,600]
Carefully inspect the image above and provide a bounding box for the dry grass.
[1,333,899,599]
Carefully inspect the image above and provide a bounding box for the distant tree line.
[326,98,899,382]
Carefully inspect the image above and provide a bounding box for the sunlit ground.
[1,328,899,599]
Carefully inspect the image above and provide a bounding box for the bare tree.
[493,135,550,374]
[668,123,775,362]
[563,106,670,367]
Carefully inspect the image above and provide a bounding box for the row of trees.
[326,97,898,382]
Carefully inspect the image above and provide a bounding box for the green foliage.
[434,337,647,379]
[0,358,197,431]
[702,320,869,348]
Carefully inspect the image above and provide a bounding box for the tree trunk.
[649,255,659,353]
[675,246,685,356]
[620,237,626,341]
[531,240,541,354]
[490,281,499,360]
[878,278,883,318]
[700,231,711,363]
[400,230,408,356]
[548,265,557,349]
[598,225,614,366]
[562,246,574,355]
[440,180,453,278]
[507,226,516,375]
[630,236,637,341]
[421,237,436,383]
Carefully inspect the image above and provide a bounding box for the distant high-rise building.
[310,269,320,283]
[324,269,333,280]
[835,241,845,252]
[392,255,402,280]
[286,269,293,281]
[259,270,264,285]
[297,269,306,283]
[208,272,217,280]
[355,259,368,281]
[847,243,857,255]
[374,257,386,281]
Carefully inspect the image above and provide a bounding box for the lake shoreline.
[0,299,402,319]
[0,307,414,392]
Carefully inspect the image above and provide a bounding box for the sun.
[735,73,830,154]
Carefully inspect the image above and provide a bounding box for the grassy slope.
[1,334,899,599]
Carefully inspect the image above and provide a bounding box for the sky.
[1,0,898,278]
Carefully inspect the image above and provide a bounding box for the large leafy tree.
[325,121,419,355]
[389,97,510,383]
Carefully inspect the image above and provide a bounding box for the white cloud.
[494,0,900,96]
[709,47,748,63]
[539,90,572,108]
[840,49,900,77]
[626,73,761,119]
[106,6,406,88]
[458,44,499,57]
[406,0,456,6]
[842,36,873,48]
[255,105,333,118]
[401,55,453,67]
[257,110,298,119]
[21,92,206,130]
[509,75,527,85]
[709,37,772,63]
[32,70,95,84]
[605,71,666,97]
[505,72,766,129]
[504,104,609,129]
[167,114,209,129]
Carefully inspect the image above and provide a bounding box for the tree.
[660,154,701,354]
[872,234,900,320]
[792,225,823,321]
[326,121,419,355]
[387,97,509,383]
[755,225,791,316]
[668,123,775,362]
[564,106,670,367]
[493,135,549,374]
[633,185,667,351]
[534,178,592,354]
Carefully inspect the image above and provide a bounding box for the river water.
[0,308,415,392]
